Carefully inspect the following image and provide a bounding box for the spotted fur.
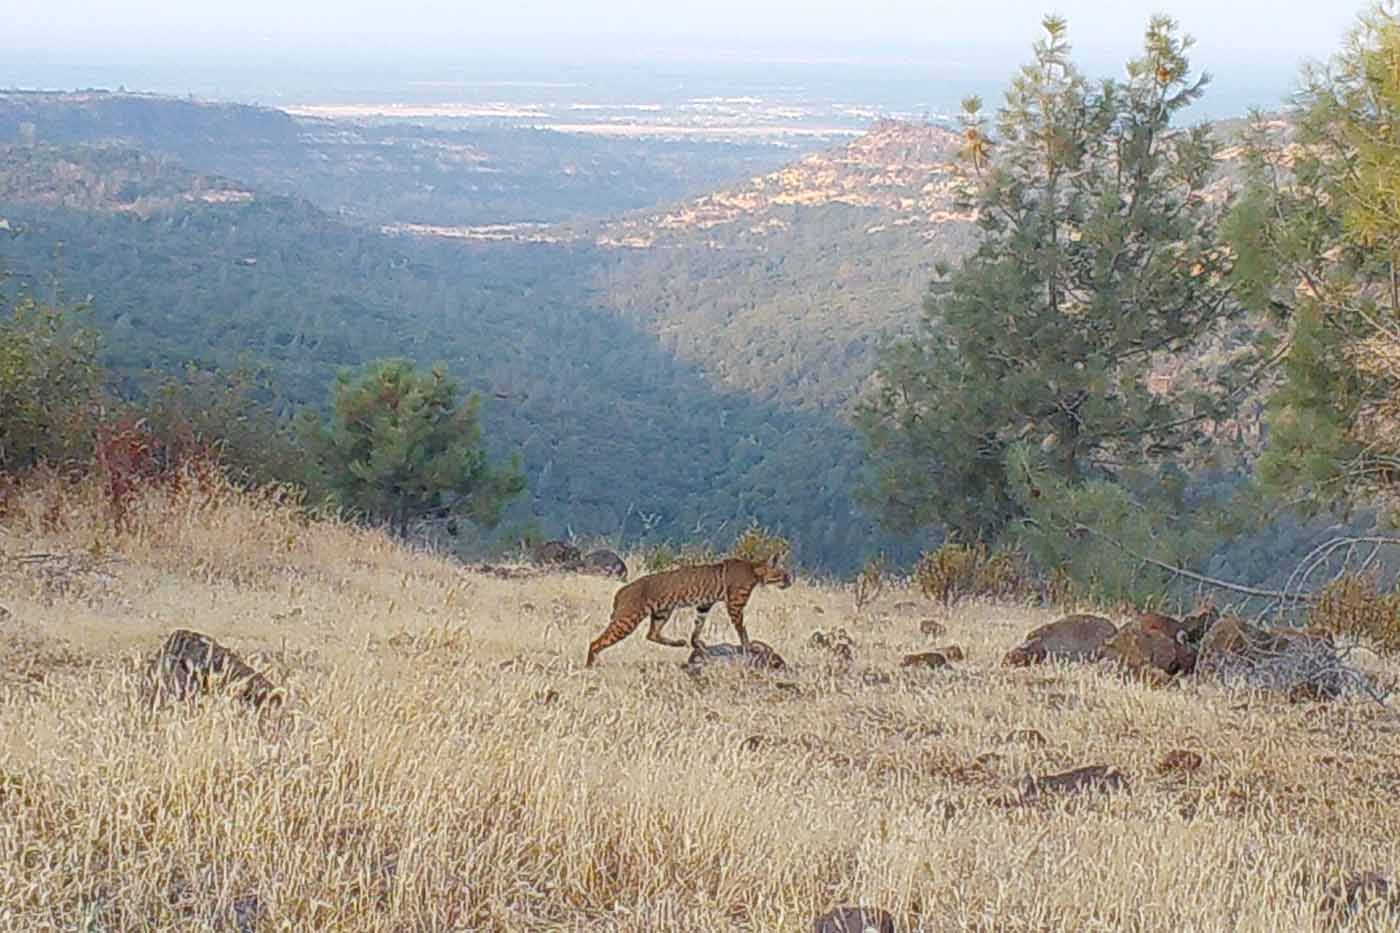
[585,556,791,667]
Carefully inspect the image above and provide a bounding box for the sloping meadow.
[1,473,1399,930]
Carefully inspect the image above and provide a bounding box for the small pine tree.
[300,359,525,537]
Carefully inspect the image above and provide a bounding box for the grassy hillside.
[2,472,1398,929]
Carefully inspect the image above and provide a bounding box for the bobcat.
[585,556,791,667]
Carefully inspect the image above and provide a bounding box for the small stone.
[938,645,965,662]
[918,619,946,637]
[1157,749,1204,775]
[900,651,948,670]
[813,905,896,933]
[1003,728,1048,746]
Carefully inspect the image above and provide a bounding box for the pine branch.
[1066,522,1314,602]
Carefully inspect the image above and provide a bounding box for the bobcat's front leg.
[724,600,750,649]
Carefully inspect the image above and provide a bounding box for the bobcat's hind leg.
[646,609,687,648]
[586,608,644,667]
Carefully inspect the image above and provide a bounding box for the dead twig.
[1283,536,1400,604]
[1070,524,1312,603]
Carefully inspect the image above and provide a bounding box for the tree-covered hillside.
[0,91,806,226]
[0,84,1350,588]
[0,143,894,569]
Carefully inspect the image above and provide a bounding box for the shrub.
[729,521,790,565]
[641,542,719,574]
[852,555,887,614]
[0,294,103,473]
[139,364,317,495]
[914,538,1035,607]
[1308,572,1400,653]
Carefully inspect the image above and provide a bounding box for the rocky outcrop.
[145,629,282,711]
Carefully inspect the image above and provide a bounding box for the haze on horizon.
[0,0,1373,120]
[6,0,1365,65]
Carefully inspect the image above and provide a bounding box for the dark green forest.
[0,142,894,570]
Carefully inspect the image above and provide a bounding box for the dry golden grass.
[2,473,1400,930]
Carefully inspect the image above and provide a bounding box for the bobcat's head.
[754,553,793,589]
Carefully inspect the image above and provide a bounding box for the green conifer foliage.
[301,359,525,537]
[860,16,1241,554]
[1230,3,1400,515]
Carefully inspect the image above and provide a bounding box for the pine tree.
[1230,3,1400,515]
[301,359,525,537]
[860,16,1243,552]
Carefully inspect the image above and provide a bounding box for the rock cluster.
[1001,604,1354,699]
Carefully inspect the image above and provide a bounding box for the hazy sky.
[4,0,1366,65]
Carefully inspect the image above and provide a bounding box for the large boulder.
[1003,614,1117,666]
[1099,612,1197,683]
[144,629,282,711]
[531,539,581,567]
[579,549,628,580]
